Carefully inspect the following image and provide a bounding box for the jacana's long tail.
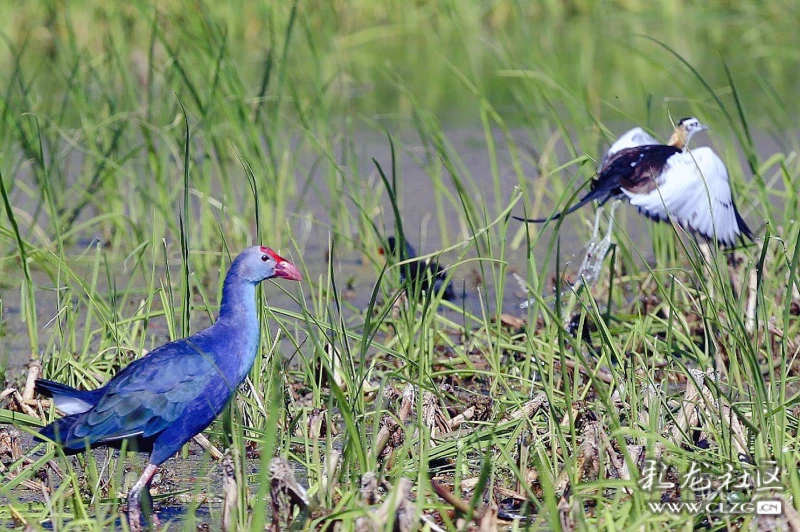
[513,187,613,224]
[733,202,754,243]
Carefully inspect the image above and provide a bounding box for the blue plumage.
[36,246,302,531]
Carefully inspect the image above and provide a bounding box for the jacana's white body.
[601,123,748,246]
[514,119,752,249]
[623,147,743,245]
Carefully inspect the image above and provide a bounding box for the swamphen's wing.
[59,339,229,448]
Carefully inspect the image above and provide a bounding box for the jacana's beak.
[274,260,303,281]
[701,125,710,131]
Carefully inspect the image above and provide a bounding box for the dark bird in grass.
[36,246,302,531]
[515,117,754,247]
[379,235,456,300]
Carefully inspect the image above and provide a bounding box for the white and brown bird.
[515,117,753,247]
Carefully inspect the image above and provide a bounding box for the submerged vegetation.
[1,0,800,530]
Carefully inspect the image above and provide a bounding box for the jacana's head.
[668,117,709,151]
[233,246,302,283]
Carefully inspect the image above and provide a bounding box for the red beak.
[274,260,303,281]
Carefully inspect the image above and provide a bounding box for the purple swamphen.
[35,246,302,530]
[379,235,456,301]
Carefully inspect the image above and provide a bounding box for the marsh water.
[0,126,781,377]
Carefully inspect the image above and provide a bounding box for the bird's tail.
[513,186,613,224]
[734,205,754,243]
[36,379,82,398]
[36,379,102,415]
[35,379,101,451]
[37,413,84,450]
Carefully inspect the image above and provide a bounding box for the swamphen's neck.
[215,263,261,384]
[219,272,258,324]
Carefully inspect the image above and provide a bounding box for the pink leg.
[127,463,158,532]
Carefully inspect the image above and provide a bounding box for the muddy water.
[7,430,256,529]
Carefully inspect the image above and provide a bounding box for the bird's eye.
[261,255,268,262]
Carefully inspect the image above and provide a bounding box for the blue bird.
[36,246,302,531]
[379,236,456,301]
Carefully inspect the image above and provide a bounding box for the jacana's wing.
[624,147,752,247]
[602,145,682,195]
[59,339,229,447]
[599,127,660,170]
